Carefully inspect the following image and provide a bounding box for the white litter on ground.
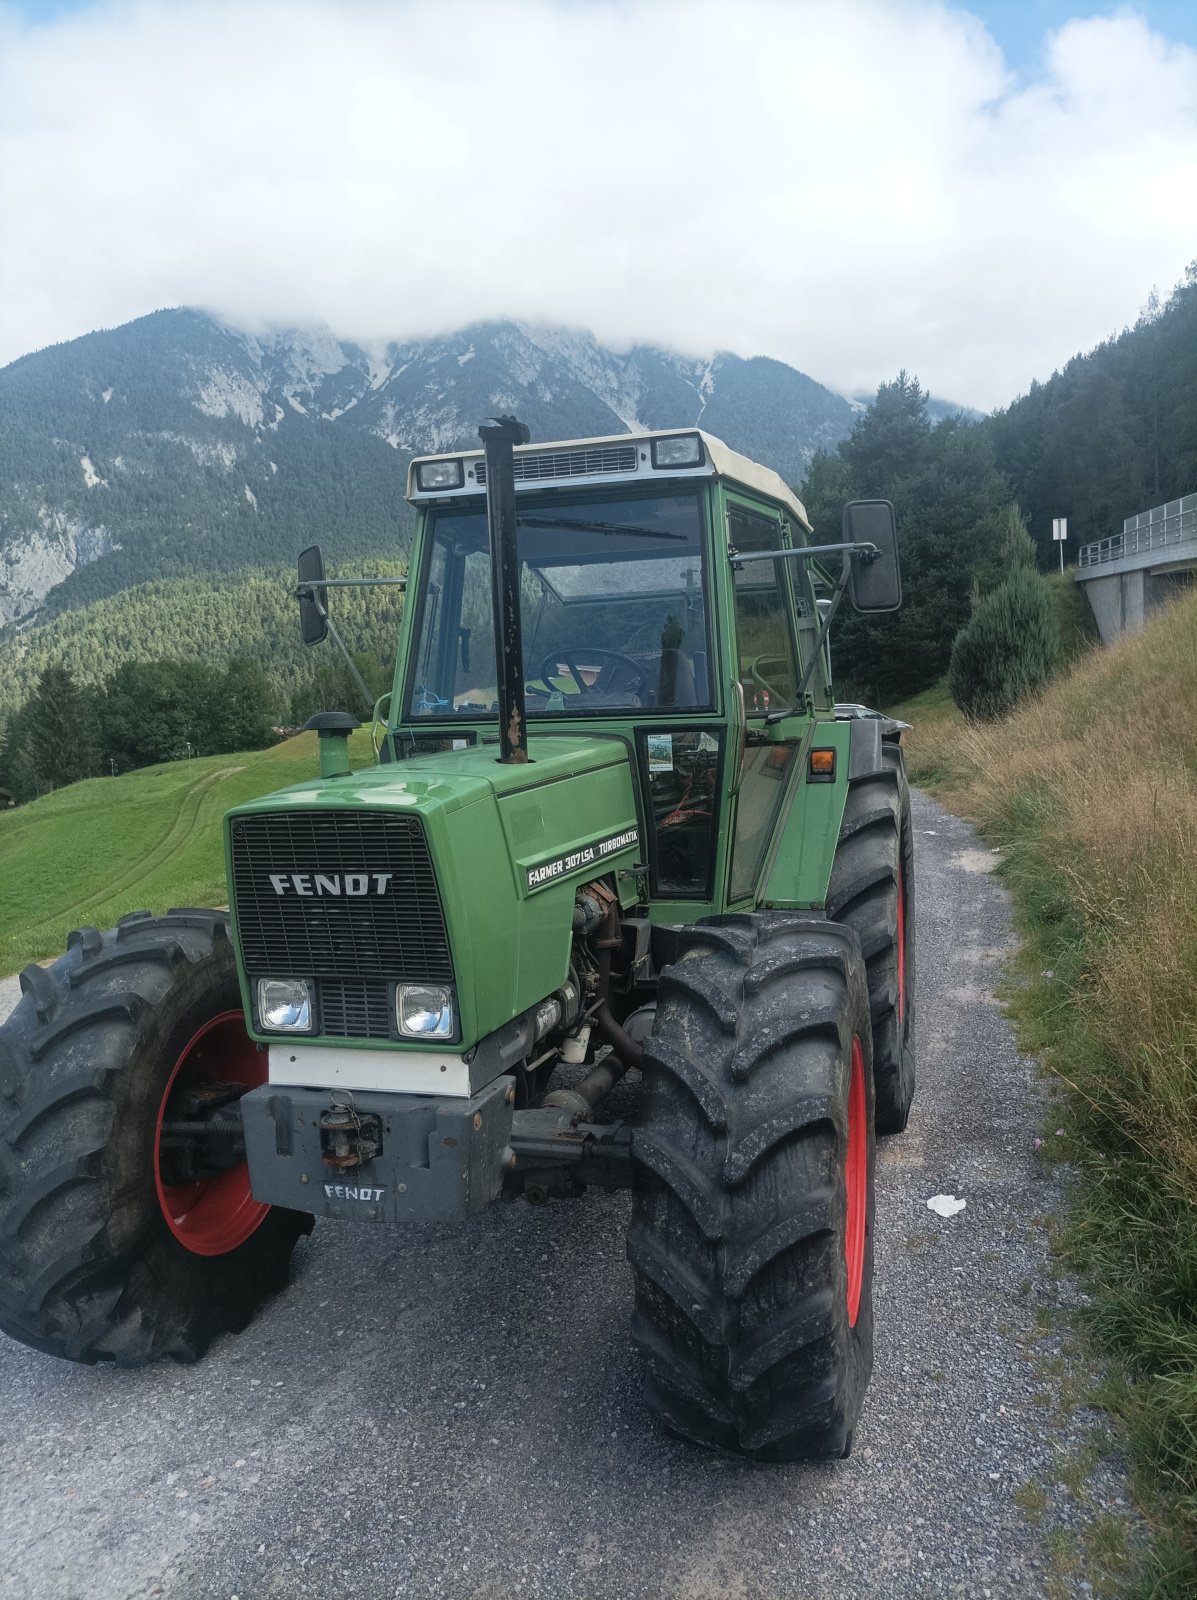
[927,1193,967,1218]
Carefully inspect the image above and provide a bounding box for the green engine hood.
[224,736,640,1052]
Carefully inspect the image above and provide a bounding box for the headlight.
[257,977,313,1033]
[651,433,703,469]
[396,983,455,1039]
[415,458,464,491]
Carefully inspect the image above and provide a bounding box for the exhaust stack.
[479,415,531,763]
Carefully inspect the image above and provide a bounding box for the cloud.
[0,0,1194,409]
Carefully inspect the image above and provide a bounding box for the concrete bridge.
[1075,493,1197,642]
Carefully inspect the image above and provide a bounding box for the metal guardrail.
[1079,493,1197,569]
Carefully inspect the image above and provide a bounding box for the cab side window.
[639,729,723,899]
[729,506,799,715]
[728,504,802,902]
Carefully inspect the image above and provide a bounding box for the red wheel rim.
[896,864,907,1027]
[154,1010,269,1257]
[844,1036,868,1327]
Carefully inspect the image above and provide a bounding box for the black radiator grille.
[318,978,392,1040]
[231,810,453,987]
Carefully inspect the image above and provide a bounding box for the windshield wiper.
[517,515,688,542]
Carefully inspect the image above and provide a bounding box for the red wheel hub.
[154,1010,269,1256]
[844,1036,868,1327]
[896,864,907,1027]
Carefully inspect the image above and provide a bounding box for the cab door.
[725,499,805,905]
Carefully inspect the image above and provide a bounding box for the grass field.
[0,729,374,974]
[894,590,1197,1596]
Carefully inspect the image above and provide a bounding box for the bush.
[949,567,1059,720]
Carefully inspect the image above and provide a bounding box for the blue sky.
[11,0,1197,57]
[969,1,1197,66]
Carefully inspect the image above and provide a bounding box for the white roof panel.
[407,429,813,535]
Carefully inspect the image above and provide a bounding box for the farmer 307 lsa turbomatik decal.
[0,420,914,1459]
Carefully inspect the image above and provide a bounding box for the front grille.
[475,443,639,486]
[319,978,392,1040]
[231,811,453,998]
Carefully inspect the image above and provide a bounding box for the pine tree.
[949,568,1060,720]
[3,666,102,795]
[803,382,1015,701]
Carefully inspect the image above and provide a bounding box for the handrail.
[1078,493,1197,569]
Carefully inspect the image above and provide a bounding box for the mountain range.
[0,309,861,632]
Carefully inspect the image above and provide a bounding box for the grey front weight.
[240,1076,514,1223]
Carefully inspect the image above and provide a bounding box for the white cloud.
[0,0,1194,409]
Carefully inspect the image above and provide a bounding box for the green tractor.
[0,421,914,1460]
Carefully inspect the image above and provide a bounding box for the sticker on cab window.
[647,734,674,774]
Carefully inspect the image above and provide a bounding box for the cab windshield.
[404,490,711,719]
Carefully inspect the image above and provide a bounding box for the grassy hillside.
[898,589,1197,1595]
[0,728,373,973]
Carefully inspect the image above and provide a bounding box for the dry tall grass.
[911,591,1197,1166]
[900,587,1197,1580]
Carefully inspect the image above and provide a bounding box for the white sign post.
[1052,517,1068,574]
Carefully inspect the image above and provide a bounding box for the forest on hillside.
[0,559,405,721]
[799,263,1196,702]
[986,264,1197,559]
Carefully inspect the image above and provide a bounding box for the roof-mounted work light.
[415,458,465,492]
[651,434,704,469]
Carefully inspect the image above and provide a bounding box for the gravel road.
[0,794,1131,1600]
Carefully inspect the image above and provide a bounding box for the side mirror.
[297,544,328,645]
[844,500,901,613]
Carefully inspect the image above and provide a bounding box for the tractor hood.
[224,736,640,1053]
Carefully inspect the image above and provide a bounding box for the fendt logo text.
[268,872,393,897]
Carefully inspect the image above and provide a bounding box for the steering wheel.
[537,648,646,699]
[744,653,791,698]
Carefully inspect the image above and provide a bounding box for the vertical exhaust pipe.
[479,415,531,764]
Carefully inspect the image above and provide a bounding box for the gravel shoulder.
[0,794,1131,1599]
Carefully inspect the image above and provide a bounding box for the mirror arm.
[294,576,407,591]
[764,552,852,726]
[303,591,376,713]
[728,541,879,567]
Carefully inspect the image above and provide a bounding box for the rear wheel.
[828,741,916,1134]
[0,911,311,1365]
[628,915,875,1461]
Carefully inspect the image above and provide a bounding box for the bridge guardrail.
[1079,493,1197,569]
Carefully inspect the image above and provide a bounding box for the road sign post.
[1052,517,1068,574]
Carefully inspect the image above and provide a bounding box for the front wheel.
[0,910,312,1365]
[628,915,875,1460]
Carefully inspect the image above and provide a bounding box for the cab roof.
[406,428,813,535]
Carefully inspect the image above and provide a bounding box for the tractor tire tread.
[629,914,875,1461]
[827,745,916,1135]
[0,911,309,1367]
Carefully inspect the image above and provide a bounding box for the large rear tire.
[628,915,875,1461]
[827,741,916,1134]
[0,910,312,1366]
